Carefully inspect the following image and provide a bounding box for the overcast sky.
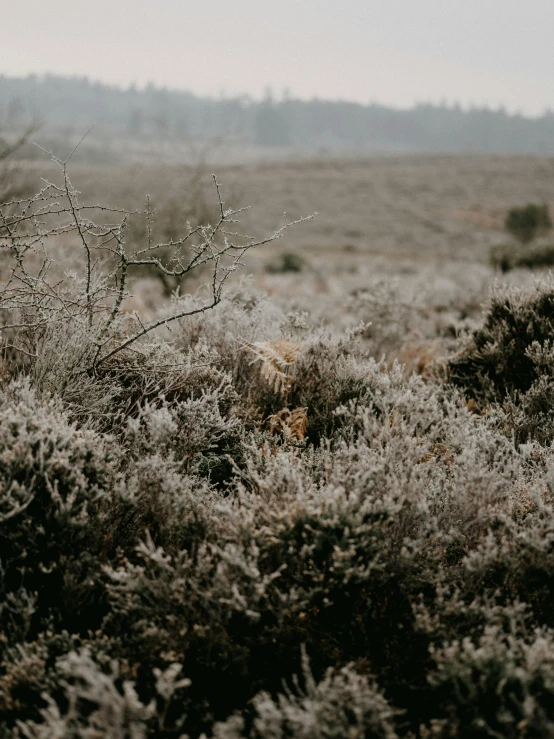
[3,0,554,115]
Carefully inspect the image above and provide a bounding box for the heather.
[2,154,554,739]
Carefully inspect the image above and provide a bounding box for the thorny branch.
[0,141,314,375]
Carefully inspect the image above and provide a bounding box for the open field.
[4,153,554,737]
[53,154,554,356]
[68,154,554,260]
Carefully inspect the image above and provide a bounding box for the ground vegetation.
[2,151,554,737]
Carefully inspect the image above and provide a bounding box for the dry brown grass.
[69,154,554,268]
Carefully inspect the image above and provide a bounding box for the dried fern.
[266,407,309,442]
[241,338,301,395]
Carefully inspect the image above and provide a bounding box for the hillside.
[2,74,554,160]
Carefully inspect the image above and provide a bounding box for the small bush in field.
[490,242,554,272]
[265,251,307,274]
[505,203,552,244]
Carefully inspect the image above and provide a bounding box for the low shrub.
[0,381,117,644]
[490,242,554,272]
[211,648,399,739]
[446,279,554,444]
[505,203,552,244]
[446,279,554,404]
[13,647,191,738]
[428,625,554,737]
[265,251,307,274]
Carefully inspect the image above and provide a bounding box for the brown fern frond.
[266,406,308,442]
[241,339,301,395]
[287,406,309,441]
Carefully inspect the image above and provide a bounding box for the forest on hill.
[2,73,554,155]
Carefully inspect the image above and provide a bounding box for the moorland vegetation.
[3,142,554,738]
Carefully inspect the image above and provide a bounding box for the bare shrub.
[0,140,309,385]
[0,120,40,201]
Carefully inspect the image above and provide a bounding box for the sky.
[3,0,554,116]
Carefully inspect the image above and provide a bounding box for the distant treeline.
[2,73,554,154]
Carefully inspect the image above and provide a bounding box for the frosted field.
[4,152,554,736]
[55,154,554,368]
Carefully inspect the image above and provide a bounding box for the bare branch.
[0,118,42,162]
[0,137,313,381]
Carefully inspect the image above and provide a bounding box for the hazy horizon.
[4,0,554,117]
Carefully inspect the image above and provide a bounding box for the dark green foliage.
[427,624,554,737]
[289,343,378,444]
[446,280,554,444]
[446,282,554,403]
[5,320,554,736]
[490,242,554,272]
[211,650,400,739]
[505,203,552,244]
[265,251,307,274]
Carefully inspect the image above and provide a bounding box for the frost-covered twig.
[0,138,314,376]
